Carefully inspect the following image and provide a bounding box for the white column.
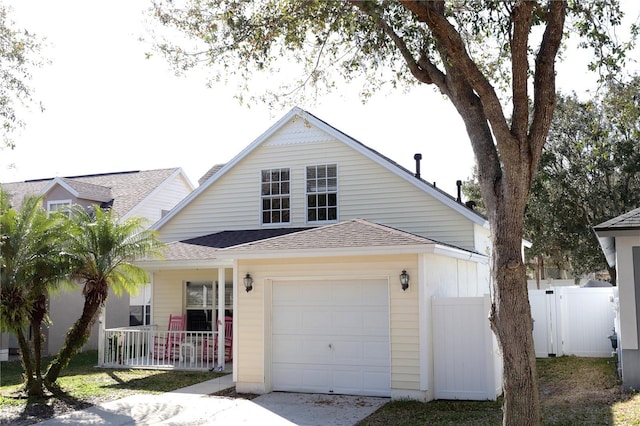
[217,267,226,369]
[97,306,105,366]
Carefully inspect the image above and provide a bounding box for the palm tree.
[0,191,71,395]
[44,204,164,388]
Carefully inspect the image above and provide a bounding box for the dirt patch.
[209,386,261,400]
[1,393,102,426]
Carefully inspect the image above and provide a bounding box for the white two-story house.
[137,107,500,401]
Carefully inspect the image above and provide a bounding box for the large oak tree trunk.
[489,204,540,425]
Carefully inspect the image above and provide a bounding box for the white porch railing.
[99,326,220,371]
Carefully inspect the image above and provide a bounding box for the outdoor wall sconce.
[400,270,410,291]
[243,273,254,293]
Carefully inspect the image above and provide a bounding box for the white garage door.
[272,279,391,397]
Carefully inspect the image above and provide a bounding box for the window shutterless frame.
[306,164,338,223]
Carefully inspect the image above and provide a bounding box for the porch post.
[97,306,105,366]
[217,267,226,369]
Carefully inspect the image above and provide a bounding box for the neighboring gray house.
[594,207,640,389]
[0,168,194,357]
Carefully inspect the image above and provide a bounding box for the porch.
[98,326,228,371]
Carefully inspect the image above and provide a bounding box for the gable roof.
[40,177,113,203]
[1,168,192,219]
[152,107,488,231]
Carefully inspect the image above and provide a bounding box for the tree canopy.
[525,76,640,283]
[148,2,636,424]
[0,3,44,150]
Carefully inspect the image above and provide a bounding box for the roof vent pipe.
[456,180,462,203]
[414,153,422,179]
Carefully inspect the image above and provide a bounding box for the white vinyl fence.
[432,295,502,400]
[529,287,616,358]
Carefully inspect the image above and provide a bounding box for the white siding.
[233,254,422,396]
[424,253,489,298]
[158,117,476,250]
[127,173,193,226]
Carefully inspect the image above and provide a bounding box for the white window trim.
[46,199,72,215]
[305,163,338,224]
[260,167,291,226]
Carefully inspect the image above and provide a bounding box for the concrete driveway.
[34,375,389,425]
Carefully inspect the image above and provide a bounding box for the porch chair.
[152,314,186,361]
[205,316,233,362]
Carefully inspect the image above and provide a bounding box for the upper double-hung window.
[261,168,290,224]
[306,164,337,222]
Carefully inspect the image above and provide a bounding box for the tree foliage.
[0,190,71,395]
[148,1,635,424]
[0,3,44,150]
[44,205,165,388]
[0,191,165,394]
[525,76,640,283]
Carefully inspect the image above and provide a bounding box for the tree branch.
[530,1,567,172]
[400,1,513,149]
[510,1,534,141]
[347,0,445,89]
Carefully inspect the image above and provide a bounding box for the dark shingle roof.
[149,220,482,263]
[160,227,312,261]
[594,207,640,231]
[1,169,180,217]
[183,228,313,249]
[221,219,440,252]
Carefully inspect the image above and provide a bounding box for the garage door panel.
[331,366,391,396]
[272,279,391,397]
[272,364,333,393]
[363,311,389,330]
[302,310,333,330]
[273,335,332,363]
[272,309,301,331]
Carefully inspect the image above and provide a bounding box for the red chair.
[205,316,233,362]
[152,314,186,361]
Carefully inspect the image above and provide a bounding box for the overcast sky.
[1,1,638,197]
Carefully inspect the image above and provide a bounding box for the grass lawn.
[358,356,640,426]
[0,350,225,425]
[2,353,639,425]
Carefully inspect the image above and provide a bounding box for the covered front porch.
[100,261,236,371]
[98,326,226,371]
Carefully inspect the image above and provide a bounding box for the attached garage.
[271,279,391,397]
[223,219,495,401]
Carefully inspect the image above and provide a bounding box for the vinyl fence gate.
[529,287,616,358]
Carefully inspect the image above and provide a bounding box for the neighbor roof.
[1,168,190,218]
[593,206,640,268]
[153,107,488,232]
[594,207,640,232]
